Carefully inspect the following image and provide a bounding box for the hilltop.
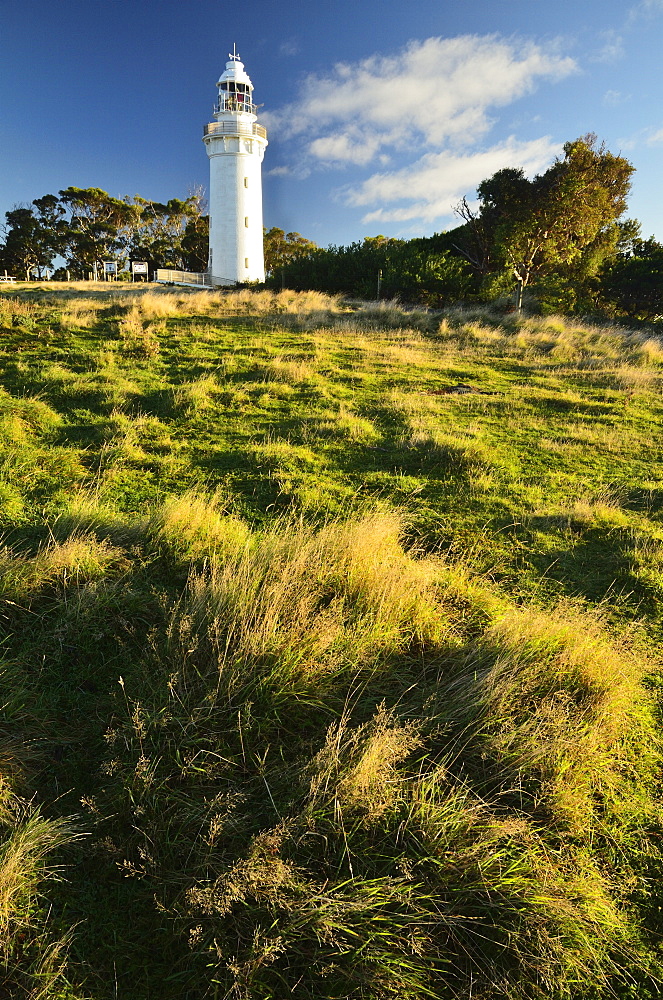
[1,284,663,1000]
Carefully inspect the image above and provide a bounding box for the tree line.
[2,135,662,320]
[0,187,209,279]
[271,135,663,320]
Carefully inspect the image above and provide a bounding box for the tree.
[181,214,209,272]
[277,235,471,305]
[58,187,139,275]
[0,204,60,277]
[454,135,635,307]
[0,187,211,279]
[263,228,318,275]
[126,196,205,271]
[32,194,68,260]
[599,238,663,319]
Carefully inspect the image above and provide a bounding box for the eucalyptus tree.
[127,195,206,270]
[58,187,140,275]
[263,228,318,275]
[455,135,635,308]
[0,200,63,277]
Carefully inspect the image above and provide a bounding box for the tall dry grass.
[148,489,249,563]
[0,533,127,601]
[166,511,443,696]
[0,807,77,999]
[0,449,657,999]
[87,499,663,999]
[467,604,659,832]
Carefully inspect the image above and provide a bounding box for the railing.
[203,121,267,140]
[214,98,258,115]
[155,270,212,287]
[155,269,237,288]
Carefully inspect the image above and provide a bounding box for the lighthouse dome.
[214,49,256,116]
[217,55,253,90]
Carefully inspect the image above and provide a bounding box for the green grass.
[1,283,663,998]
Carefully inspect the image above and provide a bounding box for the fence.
[155,270,236,288]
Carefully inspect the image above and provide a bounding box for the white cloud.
[266,165,294,176]
[279,38,300,57]
[628,0,663,20]
[616,134,638,151]
[341,136,561,225]
[263,34,577,230]
[616,125,663,149]
[308,129,384,166]
[603,89,628,107]
[592,29,625,62]
[265,164,311,179]
[267,35,577,164]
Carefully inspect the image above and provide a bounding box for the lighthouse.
[203,49,268,285]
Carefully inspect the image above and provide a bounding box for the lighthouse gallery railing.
[203,122,267,140]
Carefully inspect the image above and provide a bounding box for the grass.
[1,283,663,997]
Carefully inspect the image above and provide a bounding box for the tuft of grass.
[0,807,77,1000]
[0,391,61,438]
[54,494,146,546]
[172,376,220,413]
[0,533,127,601]
[316,404,380,442]
[118,307,162,357]
[148,489,249,563]
[469,603,659,832]
[165,512,443,695]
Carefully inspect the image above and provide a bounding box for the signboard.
[103,261,117,274]
[132,261,148,274]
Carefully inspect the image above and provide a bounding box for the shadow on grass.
[524,516,657,610]
[620,487,663,515]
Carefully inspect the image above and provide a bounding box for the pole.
[377,269,382,300]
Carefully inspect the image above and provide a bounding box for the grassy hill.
[1,284,663,999]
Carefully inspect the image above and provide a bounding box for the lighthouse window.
[218,79,251,111]
[244,177,248,187]
[245,258,249,268]
[244,217,249,227]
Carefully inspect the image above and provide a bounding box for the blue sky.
[1,0,662,247]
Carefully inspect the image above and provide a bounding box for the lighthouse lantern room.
[203,48,268,285]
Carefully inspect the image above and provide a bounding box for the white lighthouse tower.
[203,49,268,285]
